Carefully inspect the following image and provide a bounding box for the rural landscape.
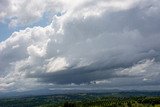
[1,91,160,107]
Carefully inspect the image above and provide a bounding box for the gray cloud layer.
[0,0,160,92]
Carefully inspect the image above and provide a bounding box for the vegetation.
[0,92,160,107]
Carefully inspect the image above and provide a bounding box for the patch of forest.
[1,92,160,107]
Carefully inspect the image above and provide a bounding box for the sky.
[0,0,160,94]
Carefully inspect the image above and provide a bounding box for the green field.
[1,92,160,107]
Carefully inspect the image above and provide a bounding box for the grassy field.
[1,91,160,107]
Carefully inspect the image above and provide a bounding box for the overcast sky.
[0,0,160,93]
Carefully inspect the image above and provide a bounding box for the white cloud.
[27,45,46,57]
[118,59,155,76]
[46,57,69,73]
[0,0,65,27]
[0,0,140,27]
[108,59,160,87]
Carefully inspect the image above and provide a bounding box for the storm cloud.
[0,0,160,92]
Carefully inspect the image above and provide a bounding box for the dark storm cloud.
[27,61,125,84]
[36,1,160,85]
